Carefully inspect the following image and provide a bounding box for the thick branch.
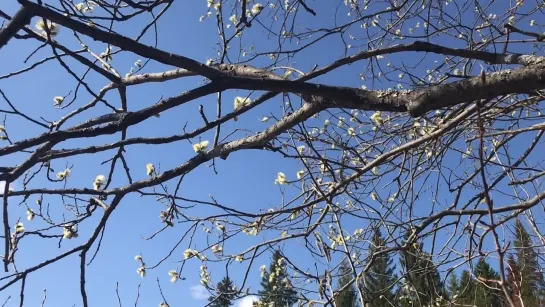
[18,1,221,79]
[3,60,545,166]
[0,7,31,49]
[405,63,545,116]
[222,62,545,117]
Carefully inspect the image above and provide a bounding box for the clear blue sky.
[0,0,542,306]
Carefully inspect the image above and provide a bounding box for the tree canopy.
[335,260,358,307]
[209,276,236,307]
[1,0,545,306]
[254,250,297,307]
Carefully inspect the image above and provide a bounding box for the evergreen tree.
[398,235,445,307]
[335,260,357,307]
[455,259,506,307]
[446,272,458,301]
[361,228,396,307]
[255,250,297,307]
[472,258,504,307]
[456,270,475,306]
[506,254,522,307]
[208,276,236,307]
[513,219,545,307]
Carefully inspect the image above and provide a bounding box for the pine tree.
[335,260,357,307]
[398,235,445,307]
[361,228,396,307]
[454,259,506,307]
[472,258,504,307]
[446,272,458,301]
[255,250,297,307]
[208,276,236,307]
[456,269,475,306]
[506,254,522,307]
[513,219,545,307]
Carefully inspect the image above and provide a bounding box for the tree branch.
[0,7,31,49]
[18,1,221,79]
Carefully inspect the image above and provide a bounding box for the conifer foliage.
[399,236,445,307]
[254,250,297,307]
[361,228,396,307]
[335,260,358,307]
[508,220,545,307]
[209,276,237,307]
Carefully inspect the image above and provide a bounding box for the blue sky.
[1,0,544,306]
